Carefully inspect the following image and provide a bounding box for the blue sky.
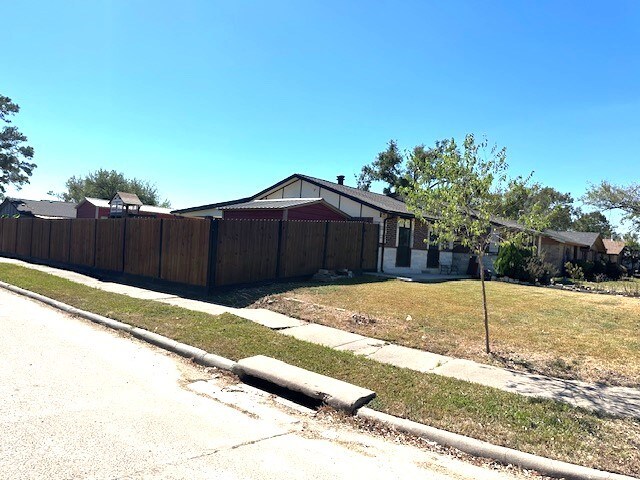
[3,1,639,229]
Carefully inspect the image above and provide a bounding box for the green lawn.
[0,263,638,477]
[218,276,640,387]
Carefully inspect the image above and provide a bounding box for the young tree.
[403,134,540,354]
[0,95,36,197]
[57,169,171,207]
[583,181,640,229]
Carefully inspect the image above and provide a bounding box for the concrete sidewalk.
[2,257,639,419]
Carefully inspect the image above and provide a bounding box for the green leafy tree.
[623,232,640,250]
[403,134,544,354]
[57,169,170,207]
[0,95,36,198]
[498,181,575,230]
[571,210,616,237]
[357,140,410,194]
[622,232,640,272]
[583,181,640,229]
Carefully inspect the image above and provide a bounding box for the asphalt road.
[0,288,527,480]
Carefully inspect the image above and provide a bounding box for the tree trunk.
[478,253,490,354]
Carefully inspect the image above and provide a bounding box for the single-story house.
[539,231,607,270]
[602,239,626,265]
[0,198,77,219]
[173,173,516,274]
[76,195,176,219]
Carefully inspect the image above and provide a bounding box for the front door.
[426,231,439,268]
[396,222,411,267]
[427,245,439,268]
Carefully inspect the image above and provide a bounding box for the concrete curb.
[357,408,637,480]
[233,354,376,413]
[0,281,237,372]
[1,280,636,480]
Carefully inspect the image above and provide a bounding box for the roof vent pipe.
[336,175,345,185]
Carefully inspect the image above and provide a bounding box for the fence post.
[67,219,72,264]
[93,219,98,268]
[121,218,128,273]
[157,219,164,279]
[206,218,219,291]
[47,220,52,260]
[14,219,18,256]
[359,222,366,271]
[28,219,33,259]
[275,220,284,278]
[322,221,329,269]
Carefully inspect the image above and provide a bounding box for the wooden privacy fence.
[0,218,379,289]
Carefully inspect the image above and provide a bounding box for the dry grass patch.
[246,277,640,387]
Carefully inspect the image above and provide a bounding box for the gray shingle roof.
[219,198,322,210]
[9,198,77,218]
[544,230,601,247]
[489,216,527,230]
[294,174,410,215]
[176,173,414,217]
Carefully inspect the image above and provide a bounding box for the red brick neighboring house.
[76,196,176,219]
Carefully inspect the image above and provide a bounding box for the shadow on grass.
[91,265,394,308]
[204,275,393,308]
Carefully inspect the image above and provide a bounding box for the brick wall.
[413,220,430,251]
[385,217,397,247]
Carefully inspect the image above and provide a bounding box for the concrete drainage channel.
[0,281,635,480]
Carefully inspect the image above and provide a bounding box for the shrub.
[565,261,584,283]
[592,259,607,277]
[593,273,607,283]
[605,261,626,280]
[494,242,532,280]
[565,260,604,281]
[524,255,558,285]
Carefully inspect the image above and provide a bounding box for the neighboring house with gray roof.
[0,198,77,219]
[539,230,607,270]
